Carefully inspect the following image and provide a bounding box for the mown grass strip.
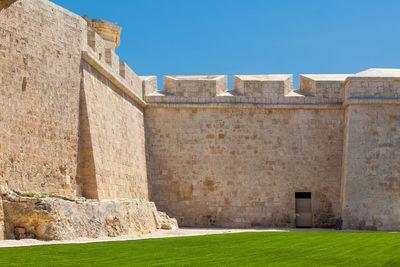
[0,232,399,266]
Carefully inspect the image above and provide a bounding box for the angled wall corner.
[77,76,99,199]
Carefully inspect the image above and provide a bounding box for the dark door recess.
[295,192,312,228]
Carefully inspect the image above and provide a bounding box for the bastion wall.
[0,0,86,195]
[0,0,149,201]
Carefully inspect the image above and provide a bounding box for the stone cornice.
[146,102,343,110]
[343,97,400,107]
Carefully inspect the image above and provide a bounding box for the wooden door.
[295,192,312,227]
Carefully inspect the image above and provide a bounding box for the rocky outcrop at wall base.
[1,193,178,240]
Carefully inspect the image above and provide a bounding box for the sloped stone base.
[1,193,178,240]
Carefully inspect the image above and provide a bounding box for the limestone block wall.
[0,0,87,195]
[2,0,399,232]
[341,71,400,231]
[145,107,344,227]
[80,20,148,200]
[80,61,148,200]
[341,105,400,231]
[0,0,149,201]
[144,74,350,105]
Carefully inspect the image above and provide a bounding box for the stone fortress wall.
[144,75,347,228]
[0,0,148,201]
[0,0,399,239]
[144,71,400,230]
[0,0,176,240]
[0,0,87,196]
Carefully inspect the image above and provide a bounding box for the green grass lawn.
[0,232,399,266]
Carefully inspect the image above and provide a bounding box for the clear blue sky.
[52,0,400,89]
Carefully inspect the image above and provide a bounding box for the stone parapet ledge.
[233,74,293,97]
[164,75,227,97]
[144,74,347,105]
[146,102,342,110]
[299,74,350,103]
[144,89,343,109]
[85,68,400,107]
[141,76,158,97]
[343,97,400,107]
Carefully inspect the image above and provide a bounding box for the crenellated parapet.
[143,73,351,106]
[84,17,121,50]
[142,69,400,107]
[81,19,399,109]
[82,18,143,104]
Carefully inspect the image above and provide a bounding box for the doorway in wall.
[295,192,312,228]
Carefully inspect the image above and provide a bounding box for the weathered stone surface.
[145,107,344,228]
[79,61,148,200]
[341,104,400,231]
[0,0,87,196]
[2,193,177,240]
